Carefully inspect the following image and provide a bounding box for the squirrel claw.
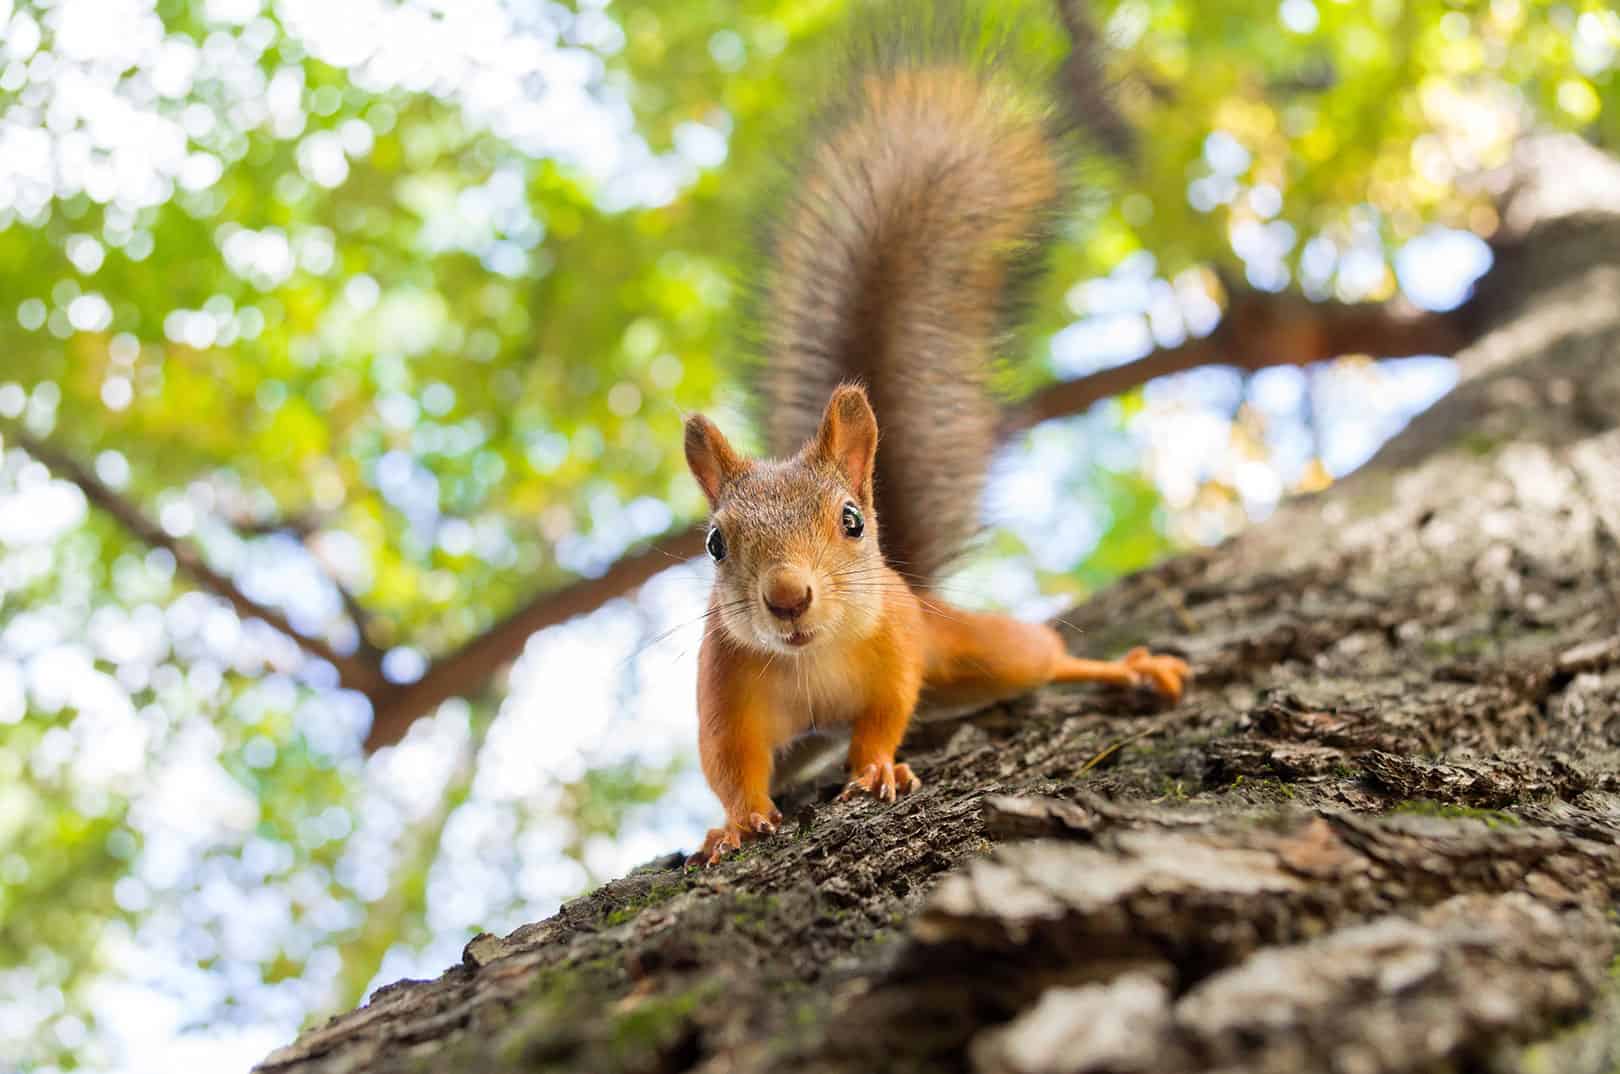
[840,761,922,804]
[687,826,741,868]
[687,807,783,868]
[1123,647,1191,703]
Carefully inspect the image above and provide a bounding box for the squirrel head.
[684,385,887,656]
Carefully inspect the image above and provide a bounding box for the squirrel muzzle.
[762,566,815,622]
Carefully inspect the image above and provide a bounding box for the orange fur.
[690,553,1189,866]
[684,43,1188,865]
[685,390,1188,866]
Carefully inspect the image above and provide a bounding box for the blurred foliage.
[555,757,684,872]
[0,0,1616,1068]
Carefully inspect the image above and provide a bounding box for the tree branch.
[1008,289,1472,434]
[1054,0,1136,160]
[299,534,387,665]
[365,289,1475,750]
[7,288,1477,752]
[228,509,332,538]
[213,504,385,661]
[4,425,391,699]
[361,526,707,751]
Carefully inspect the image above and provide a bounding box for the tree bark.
[257,136,1620,1074]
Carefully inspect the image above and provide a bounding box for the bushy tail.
[759,7,1071,585]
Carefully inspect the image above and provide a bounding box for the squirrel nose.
[762,568,814,621]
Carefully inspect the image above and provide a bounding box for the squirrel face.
[685,386,886,655]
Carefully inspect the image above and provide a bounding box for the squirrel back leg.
[920,600,1189,705]
[1054,647,1189,702]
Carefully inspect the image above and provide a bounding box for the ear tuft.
[684,415,746,507]
[814,385,878,501]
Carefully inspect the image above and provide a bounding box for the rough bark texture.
[256,138,1620,1074]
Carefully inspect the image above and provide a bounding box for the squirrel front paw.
[839,761,922,804]
[687,807,782,868]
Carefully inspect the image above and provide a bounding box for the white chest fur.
[764,647,870,741]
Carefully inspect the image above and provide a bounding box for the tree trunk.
[254,137,1620,1074]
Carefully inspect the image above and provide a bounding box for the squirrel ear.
[684,414,747,507]
[814,385,878,502]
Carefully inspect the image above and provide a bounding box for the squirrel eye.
[841,502,864,539]
[706,525,727,562]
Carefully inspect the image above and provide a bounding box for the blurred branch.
[1053,0,1136,160]
[1267,58,1340,96]
[6,287,1475,753]
[228,509,333,538]
[299,533,386,664]
[220,505,386,662]
[4,425,391,699]
[330,579,386,664]
[1008,288,1475,434]
[365,289,1475,751]
[362,526,708,751]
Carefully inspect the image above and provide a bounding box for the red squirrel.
[681,22,1189,867]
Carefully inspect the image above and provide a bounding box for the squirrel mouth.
[783,629,815,648]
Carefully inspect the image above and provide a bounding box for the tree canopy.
[0,0,1615,1069]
